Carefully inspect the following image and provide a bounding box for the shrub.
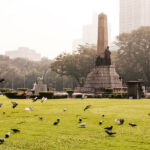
[5,92,18,99]
[53,94,68,99]
[0,88,14,94]
[75,94,82,98]
[105,88,114,94]
[66,90,74,98]
[39,91,54,99]
[17,88,28,92]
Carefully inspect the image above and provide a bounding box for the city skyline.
[0,0,119,59]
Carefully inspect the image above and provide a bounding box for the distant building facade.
[5,47,41,61]
[120,0,150,33]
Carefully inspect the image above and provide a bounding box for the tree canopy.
[114,26,150,84]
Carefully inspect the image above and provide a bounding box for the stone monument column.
[97,13,108,58]
[82,13,122,93]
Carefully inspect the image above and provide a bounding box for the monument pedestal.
[83,65,122,93]
[34,84,47,95]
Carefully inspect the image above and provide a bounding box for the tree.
[115,26,150,84]
[51,44,97,87]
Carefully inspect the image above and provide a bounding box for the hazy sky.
[0,0,119,59]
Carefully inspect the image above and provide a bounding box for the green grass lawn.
[0,96,150,150]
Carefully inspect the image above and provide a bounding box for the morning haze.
[0,0,119,59]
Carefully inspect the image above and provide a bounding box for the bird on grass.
[5,132,10,138]
[0,138,5,144]
[41,97,47,103]
[115,119,124,125]
[0,103,3,107]
[148,113,150,116]
[32,97,38,102]
[79,118,82,123]
[79,123,86,128]
[99,120,103,125]
[11,102,18,109]
[102,114,105,117]
[84,105,92,111]
[53,118,60,125]
[104,126,113,130]
[129,123,137,127]
[105,130,116,136]
[3,112,5,115]
[11,129,20,133]
[63,108,67,112]
[39,117,44,120]
[25,107,33,112]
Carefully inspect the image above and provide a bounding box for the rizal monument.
[82,13,122,93]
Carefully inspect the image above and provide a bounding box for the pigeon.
[99,120,103,125]
[105,130,116,136]
[41,97,47,103]
[148,113,150,116]
[0,138,5,144]
[0,103,3,107]
[53,119,60,125]
[53,121,59,125]
[79,123,86,128]
[102,114,105,117]
[11,102,18,109]
[39,117,44,120]
[104,126,113,130]
[129,123,137,127]
[63,108,67,112]
[32,97,38,102]
[5,132,10,138]
[57,118,60,122]
[3,112,5,115]
[79,118,82,123]
[84,105,92,111]
[25,107,33,111]
[11,129,20,133]
[115,119,124,125]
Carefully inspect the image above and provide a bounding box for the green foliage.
[64,88,74,97]
[115,27,150,84]
[53,94,68,99]
[0,88,14,93]
[51,44,97,87]
[17,88,28,91]
[39,91,54,99]
[5,92,18,99]
[105,88,114,94]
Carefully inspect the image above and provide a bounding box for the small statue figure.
[95,46,111,66]
[104,46,111,65]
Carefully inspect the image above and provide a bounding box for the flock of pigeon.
[0,96,47,144]
[0,96,138,145]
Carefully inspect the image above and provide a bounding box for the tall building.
[120,0,150,34]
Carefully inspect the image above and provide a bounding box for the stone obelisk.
[82,13,122,93]
[97,13,108,58]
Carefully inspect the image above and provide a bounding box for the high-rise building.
[120,0,150,34]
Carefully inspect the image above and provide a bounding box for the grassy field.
[0,96,150,150]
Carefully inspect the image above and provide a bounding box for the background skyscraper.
[120,0,150,34]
